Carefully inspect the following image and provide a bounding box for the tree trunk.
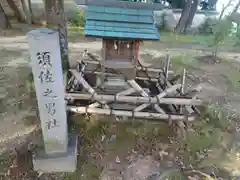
[44,0,69,72]
[28,0,34,18]
[6,0,25,22]
[20,0,31,24]
[44,0,56,25]
[57,0,70,72]
[0,4,11,29]
[175,0,192,33]
[184,0,199,33]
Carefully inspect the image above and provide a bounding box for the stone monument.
[27,28,78,173]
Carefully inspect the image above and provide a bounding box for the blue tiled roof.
[84,4,160,40]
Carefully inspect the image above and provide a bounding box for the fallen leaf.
[116,156,120,164]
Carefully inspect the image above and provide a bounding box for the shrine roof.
[84,1,160,40]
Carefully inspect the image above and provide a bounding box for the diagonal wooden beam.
[70,69,109,108]
[159,71,199,114]
[127,79,165,114]
[88,88,136,108]
[133,84,181,112]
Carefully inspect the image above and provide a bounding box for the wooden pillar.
[133,40,139,77]
[101,39,106,88]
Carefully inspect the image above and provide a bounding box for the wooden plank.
[164,54,171,80]
[88,88,136,108]
[134,104,149,112]
[66,93,203,105]
[87,20,157,29]
[86,12,154,24]
[180,68,186,113]
[116,88,136,96]
[101,40,106,88]
[87,5,153,15]
[83,70,159,82]
[68,106,196,121]
[81,58,175,74]
[70,69,122,121]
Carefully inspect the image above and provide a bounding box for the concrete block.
[33,135,78,173]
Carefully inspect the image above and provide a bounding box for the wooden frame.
[65,52,203,122]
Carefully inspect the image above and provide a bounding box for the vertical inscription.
[36,51,58,130]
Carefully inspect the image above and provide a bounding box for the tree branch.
[230,0,240,15]
[218,0,234,20]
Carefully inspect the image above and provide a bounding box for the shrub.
[198,17,217,35]
[208,16,233,60]
[235,25,240,46]
[211,18,232,45]
[69,8,86,27]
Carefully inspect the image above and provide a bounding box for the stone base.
[32,135,78,173]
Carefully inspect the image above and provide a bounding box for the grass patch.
[144,32,237,49]
[223,70,240,89]
[64,105,239,179]
[64,114,174,180]
[68,25,84,36]
[159,32,212,45]
[176,105,237,179]
[0,152,9,177]
[220,62,240,89]
[170,54,196,69]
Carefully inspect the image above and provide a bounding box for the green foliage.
[171,54,195,67]
[209,17,233,57]
[211,18,232,47]
[198,18,216,35]
[69,9,86,27]
[153,32,212,45]
[235,26,240,46]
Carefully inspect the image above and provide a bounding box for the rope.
[110,107,113,116]
[114,94,117,103]
[131,110,135,119]
[90,92,97,101]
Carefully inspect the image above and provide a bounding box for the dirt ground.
[0,23,240,179]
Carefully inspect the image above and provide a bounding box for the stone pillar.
[27,28,68,155]
[27,28,77,173]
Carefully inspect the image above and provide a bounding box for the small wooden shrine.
[66,0,202,121]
